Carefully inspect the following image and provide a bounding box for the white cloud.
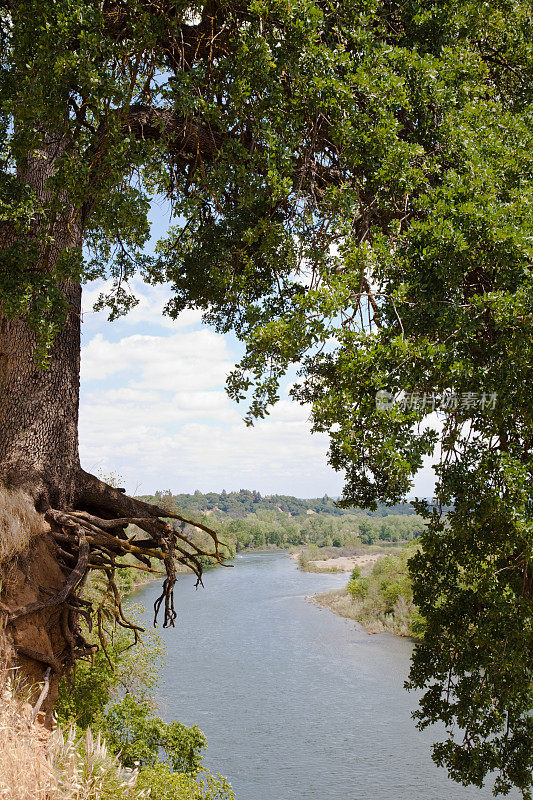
[79,394,336,497]
[79,313,340,495]
[81,329,233,389]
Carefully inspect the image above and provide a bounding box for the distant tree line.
[139,491,425,552]
[142,489,417,520]
[219,511,426,550]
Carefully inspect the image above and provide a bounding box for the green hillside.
[138,489,417,521]
[137,490,424,552]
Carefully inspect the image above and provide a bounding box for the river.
[136,551,510,800]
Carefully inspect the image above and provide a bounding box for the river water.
[136,551,508,800]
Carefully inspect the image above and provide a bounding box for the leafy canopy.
[2,0,533,795]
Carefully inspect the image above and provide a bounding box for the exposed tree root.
[7,520,88,623]
[2,470,229,702]
[14,646,62,674]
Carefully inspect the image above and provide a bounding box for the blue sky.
[78,203,437,500]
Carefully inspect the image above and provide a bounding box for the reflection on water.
[136,552,511,800]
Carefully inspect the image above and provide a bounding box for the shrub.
[103,696,207,773]
[344,543,426,638]
[136,763,235,800]
[347,575,369,600]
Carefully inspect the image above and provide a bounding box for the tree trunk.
[0,284,83,718]
[0,283,82,507]
[0,138,84,503]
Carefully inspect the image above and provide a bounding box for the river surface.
[136,551,510,800]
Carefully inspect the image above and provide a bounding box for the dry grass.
[0,665,146,800]
[0,485,47,563]
[0,671,54,800]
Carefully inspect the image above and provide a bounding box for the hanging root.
[3,470,229,681]
[65,471,227,645]
[46,509,226,626]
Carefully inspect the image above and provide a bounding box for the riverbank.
[311,587,419,637]
[291,551,386,573]
[308,544,425,639]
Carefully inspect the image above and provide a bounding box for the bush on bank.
[316,543,425,638]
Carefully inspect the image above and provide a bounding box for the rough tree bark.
[0,138,83,502]
[0,283,82,506]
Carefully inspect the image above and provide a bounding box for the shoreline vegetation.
[303,543,424,639]
[136,489,425,556]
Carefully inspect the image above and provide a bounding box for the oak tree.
[1,0,532,795]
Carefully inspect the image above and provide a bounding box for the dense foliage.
[2,0,533,794]
[316,544,424,637]
[143,489,424,548]
[216,509,424,549]
[347,544,425,636]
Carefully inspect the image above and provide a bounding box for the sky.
[78,204,438,500]
[80,278,341,497]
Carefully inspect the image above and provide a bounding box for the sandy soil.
[290,552,386,572]
[309,554,384,571]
